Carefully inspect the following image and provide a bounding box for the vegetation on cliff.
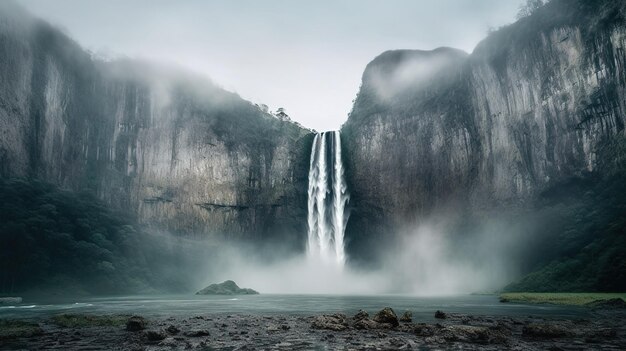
[0,178,208,295]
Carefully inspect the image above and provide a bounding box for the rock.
[0,297,22,305]
[184,329,210,337]
[585,298,626,309]
[499,297,510,303]
[311,314,348,331]
[353,318,380,330]
[399,311,412,323]
[584,328,617,343]
[158,338,178,348]
[373,307,399,327]
[434,310,446,319]
[353,309,369,321]
[414,323,437,337]
[144,329,167,341]
[166,325,180,334]
[195,280,259,295]
[126,316,146,332]
[522,323,574,338]
[438,325,509,344]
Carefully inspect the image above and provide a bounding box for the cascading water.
[306,131,349,265]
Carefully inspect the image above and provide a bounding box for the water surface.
[0,294,588,321]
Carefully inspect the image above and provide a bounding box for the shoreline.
[499,293,626,307]
[2,307,625,350]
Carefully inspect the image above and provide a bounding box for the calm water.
[0,294,589,321]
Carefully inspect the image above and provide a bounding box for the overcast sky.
[19,0,524,131]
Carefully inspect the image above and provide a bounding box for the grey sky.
[19,0,524,131]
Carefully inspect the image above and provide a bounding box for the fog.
[19,0,524,131]
[173,209,540,296]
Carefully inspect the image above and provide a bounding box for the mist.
[182,209,542,296]
[19,0,525,131]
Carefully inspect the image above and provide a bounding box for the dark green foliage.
[0,178,205,295]
[0,178,150,294]
[505,138,626,292]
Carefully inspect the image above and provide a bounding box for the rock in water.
[435,310,447,319]
[195,280,259,295]
[373,307,399,327]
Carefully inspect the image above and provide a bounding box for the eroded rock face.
[342,0,626,258]
[0,3,311,243]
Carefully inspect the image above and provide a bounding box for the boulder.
[438,325,509,344]
[166,325,180,334]
[353,318,380,330]
[126,316,146,331]
[399,311,412,323]
[414,323,437,337]
[585,298,626,309]
[195,280,259,295]
[353,309,369,321]
[184,329,210,337]
[373,307,399,327]
[522,323,573,338]
[311,314,348,331]
[145,329,167,341]
[434,310,446,319]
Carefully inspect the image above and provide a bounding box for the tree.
[274,107,290,121]
[517,0,544,19]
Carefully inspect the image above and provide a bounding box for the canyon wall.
[342,0,626,257]
[0,3,312,243]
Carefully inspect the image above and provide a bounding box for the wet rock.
[311,314,348,331]
[166,325,180,334]
[373,307,399,327]
[585,328,617,343]
[353,310,369,321]
[399,311,412,323]
[184,329,210,337]
[438,325,509,344]
[414,323,437,337]
[353,318,380,330]
[585,298,626,309]
[522,323,574,338]
[434,310,446,319]
[126,316,146,332]
[195,280,259,295]
[158,337,178,347]
[144,329,167,341]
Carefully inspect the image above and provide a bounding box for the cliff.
[0,2,312,243]
[342,0,626,258]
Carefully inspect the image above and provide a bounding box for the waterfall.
[306,131,349,265]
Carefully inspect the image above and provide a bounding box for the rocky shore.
[1,308,625,350]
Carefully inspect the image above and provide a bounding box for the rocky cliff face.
[0,3,312,243]
[342,0,626,257]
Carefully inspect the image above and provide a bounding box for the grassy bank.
[500,292,626,306]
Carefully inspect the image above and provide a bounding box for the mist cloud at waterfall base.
[193,213,529,296]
